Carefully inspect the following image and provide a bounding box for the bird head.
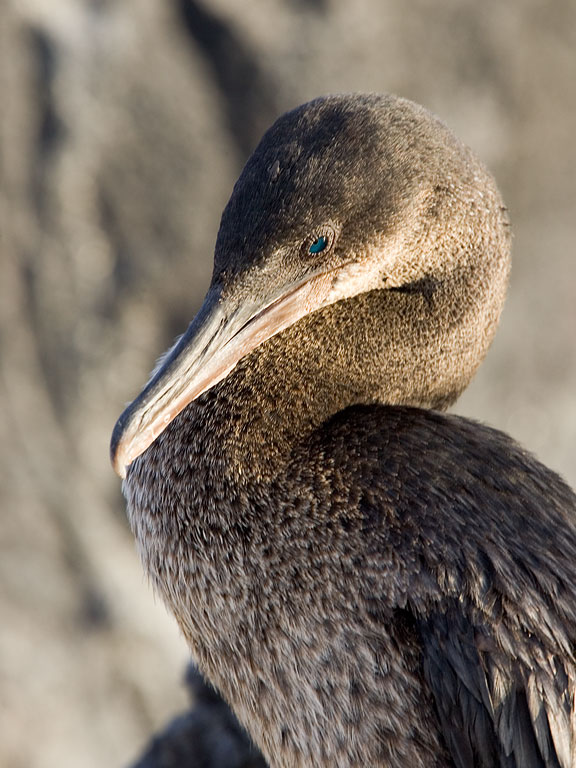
[111,94,510,478]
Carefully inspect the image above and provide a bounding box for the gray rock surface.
[2,1,575,766]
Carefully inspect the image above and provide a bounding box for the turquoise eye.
[309,235,328,254]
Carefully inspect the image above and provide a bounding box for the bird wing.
[307,405,576,767]
[418,601,576,768]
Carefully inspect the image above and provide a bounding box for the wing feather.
[421,604,574,768]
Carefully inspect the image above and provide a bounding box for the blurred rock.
[2,1,575,766]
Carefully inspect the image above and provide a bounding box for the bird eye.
[309,235,328,254]
[302,225,338,258]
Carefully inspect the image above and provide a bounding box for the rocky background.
[2,1,575,766]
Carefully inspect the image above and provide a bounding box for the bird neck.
[172,270,506,488]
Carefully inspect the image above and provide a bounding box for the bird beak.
[110,262,354,478]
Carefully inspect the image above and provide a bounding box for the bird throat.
[131,281,493,495]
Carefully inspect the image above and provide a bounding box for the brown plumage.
[111,94,576,767]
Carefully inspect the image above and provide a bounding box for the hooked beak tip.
[110,413,130,478]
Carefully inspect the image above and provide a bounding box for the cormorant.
[111,94,576,767]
